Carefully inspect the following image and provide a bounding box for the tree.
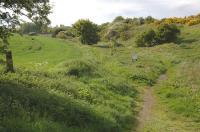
[0,0,51,72]
[20,22,41,34]
[73,19,99,45]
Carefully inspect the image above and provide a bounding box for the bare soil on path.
[136,87,155,132]
[135,74,167,132]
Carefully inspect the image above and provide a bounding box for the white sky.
[49,0,200,26]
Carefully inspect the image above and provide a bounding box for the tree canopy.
[0,0,51,39]
[73,19,99,45]
[0,0,51,72]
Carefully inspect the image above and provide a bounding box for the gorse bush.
[73,19,100,45]
[156,13,200,26]
[136,24,180,47]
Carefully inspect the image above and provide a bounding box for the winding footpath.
[135,74,167,132]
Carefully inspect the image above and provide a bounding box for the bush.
[187,19,200,26]
[73,19,99,45]
[136,24,180,47]
[145,16,156,24]
[113,16,124,22]
[59,60,97,77]
[105,29,120,40]
[155,24,180,44]
[135,29,156,47]
[52,28,66,38]
[56,31,67,39]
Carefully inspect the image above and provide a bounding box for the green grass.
[0,35,140,132]
[141,24,200,131]
[9,35,83,69]
[0,24,200,131]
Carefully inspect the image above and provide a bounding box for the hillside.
[0,23,200,132]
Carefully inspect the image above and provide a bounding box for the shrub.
[52,28,66,38]
[56,31,67,39]
[65,29,76,38]
[105,29,120,40]
[59,60,97,77]
[135,29,156,47]
[145,16,156,24]
[187,19,200,26]
[155,24,180,44]
[113,16,125,22]
[120,31,131,41]
[73,19,99,45]
[136,24,180,47]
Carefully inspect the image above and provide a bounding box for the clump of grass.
[58,59,98,77]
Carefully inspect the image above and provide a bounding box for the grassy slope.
[0,35,140,132]
[0,24,200,131]
[143,25,200,131]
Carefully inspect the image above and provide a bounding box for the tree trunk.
[5,50,14,72]
[3,38,14,72]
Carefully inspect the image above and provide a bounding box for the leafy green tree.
[155,24,180,44]
[20,22,41,34]
[73,19,99,45]
[0,0,51,72]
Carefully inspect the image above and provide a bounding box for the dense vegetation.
[1,6,200,131]
[135,24,180,47]
[73,19,100,44]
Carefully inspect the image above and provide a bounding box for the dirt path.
[136,74,167,132]
[136,87,155,132]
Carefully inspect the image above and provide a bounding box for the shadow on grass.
[176,38,198,45]
[93,44,110,49]
[0,80,122,132]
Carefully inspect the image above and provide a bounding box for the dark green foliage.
[145,16,156,24]
[113,16,125,22]
[136,29,156,47]
[60,60,96,77]
[155,24,180,44]
[73,19,99,45]
[138,17,145,25]
[0,0,51,72]
[0,75,118,132]
[136,24,180,47]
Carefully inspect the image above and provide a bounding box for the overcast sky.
[49,0,200,26]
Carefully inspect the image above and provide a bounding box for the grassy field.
[0,24,200,131]
[141,25,200,131]
[0,35,141,132]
